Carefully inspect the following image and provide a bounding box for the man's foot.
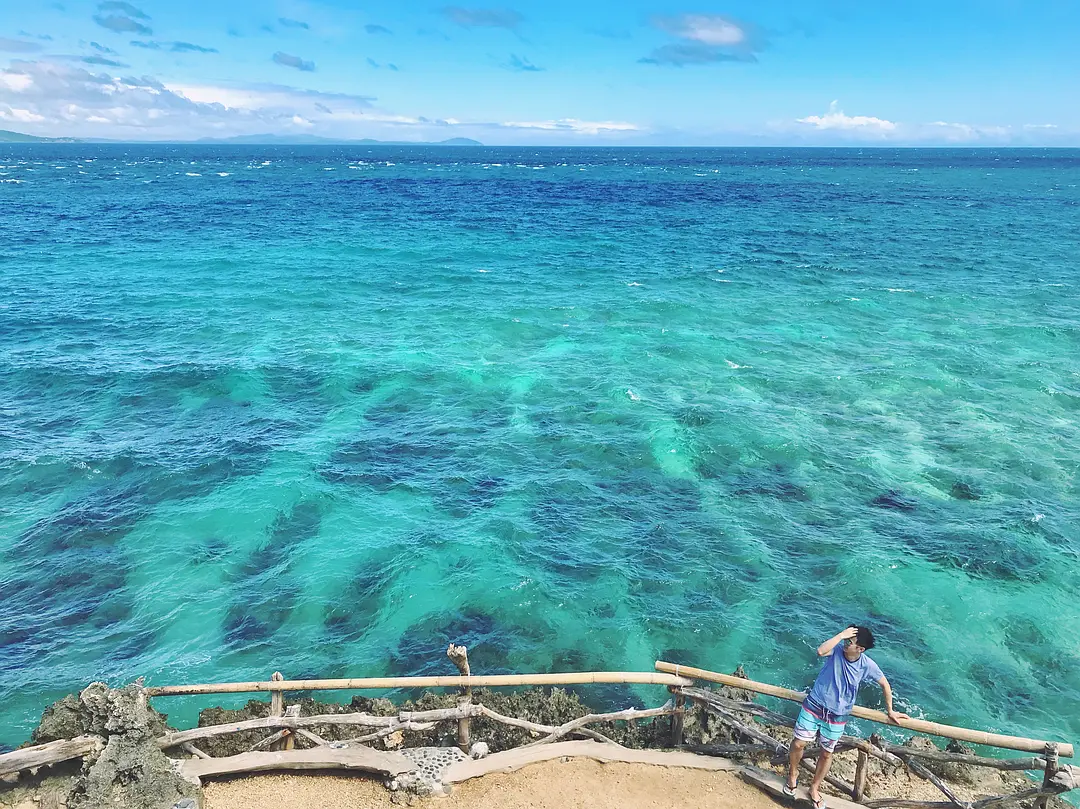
[808,788,826,809]
[782,775,797,797]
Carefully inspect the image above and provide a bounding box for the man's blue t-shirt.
[808,644,884,716]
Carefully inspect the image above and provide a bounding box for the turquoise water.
[1,146,1078,753]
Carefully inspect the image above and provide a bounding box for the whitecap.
[0,179,24,184]
[185,172,201,177]
[886,288,914,293]
[626,389,640,401]
[626,281,643,287]
[477,269,491,273]
[217,172,230,177]
[726,360,751,369]
[715,278,732,283]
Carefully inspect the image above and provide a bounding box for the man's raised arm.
[817,626,858,657]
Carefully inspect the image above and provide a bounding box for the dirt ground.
[202,759,785,809]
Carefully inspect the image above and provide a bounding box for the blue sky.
[1,0,1078,143]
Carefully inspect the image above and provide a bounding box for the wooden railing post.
[447,644,472,752]
[853,749,869,802]
[670,690,685,748]
[1036,743,1059,809]
[284,704,299,750]
[270,672,285,752]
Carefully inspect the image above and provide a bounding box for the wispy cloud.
[797,101,896,132]
[81,55,128,67]
[498,118,638,135]
[442,7,522,30]
[641,14,763,66]
[278,18,310,30]
[93,14,152,35]
[131,40,218,53]
[272,51,315,71]
[88,41,117,54]
[367,58,400,71]
[365,24,393,35]
[586,27,630,40]
[927,121,1009,141]
[504,54,542,72]
[0,38,44,53]
[173,42,218,53]
[0,59,375,137]
[98,1,149,19]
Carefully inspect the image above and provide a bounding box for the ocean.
[1,145,1078,753]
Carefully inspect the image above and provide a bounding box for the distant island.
[0,130,81,143]
[0,129,482,146]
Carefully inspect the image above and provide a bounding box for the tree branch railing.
[1,651,1074,809]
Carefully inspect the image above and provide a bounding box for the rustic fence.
[1,650,1075,809]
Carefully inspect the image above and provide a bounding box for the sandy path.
[203,758,785,809]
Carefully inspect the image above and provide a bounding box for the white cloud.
[499,118,640,135]
[0,58,644,143]
[0,71,33,92]
[643,14,763,66]
[0,107,46,123]
[664,14,747,46]
[929,121,1010,141]
[797,100,896,132]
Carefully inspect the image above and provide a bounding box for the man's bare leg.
[786,738,807,790]
[809,749,834,805]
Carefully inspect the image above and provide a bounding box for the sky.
[0,0,1078,144]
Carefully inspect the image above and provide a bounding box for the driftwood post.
[671,691,685,747]
[283,704,300,750]
[853,749,869,802]
[447,644,472,752]
[1036,743,1059,809]
[270,672,285,752]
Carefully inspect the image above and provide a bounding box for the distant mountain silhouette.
[0,129,482,146]
[193,134,483,146]
[0,129,81,143]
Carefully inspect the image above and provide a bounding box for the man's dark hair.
[853,625,876,650]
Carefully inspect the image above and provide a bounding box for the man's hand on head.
[840,626,858,640]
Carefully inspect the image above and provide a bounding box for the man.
[786,625,909,808]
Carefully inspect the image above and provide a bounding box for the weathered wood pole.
[0,736,104,777]
[1035,743,1059,809]
[270,672,285,752]
[853,749,869,802]
[447,644,472,752]
[283,704,299,750]
[671,691,685,747]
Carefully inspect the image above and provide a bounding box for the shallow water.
[1,145,1078,752]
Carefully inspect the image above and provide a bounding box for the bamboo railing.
[145,671,691,697]
[655,661,1074,758]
